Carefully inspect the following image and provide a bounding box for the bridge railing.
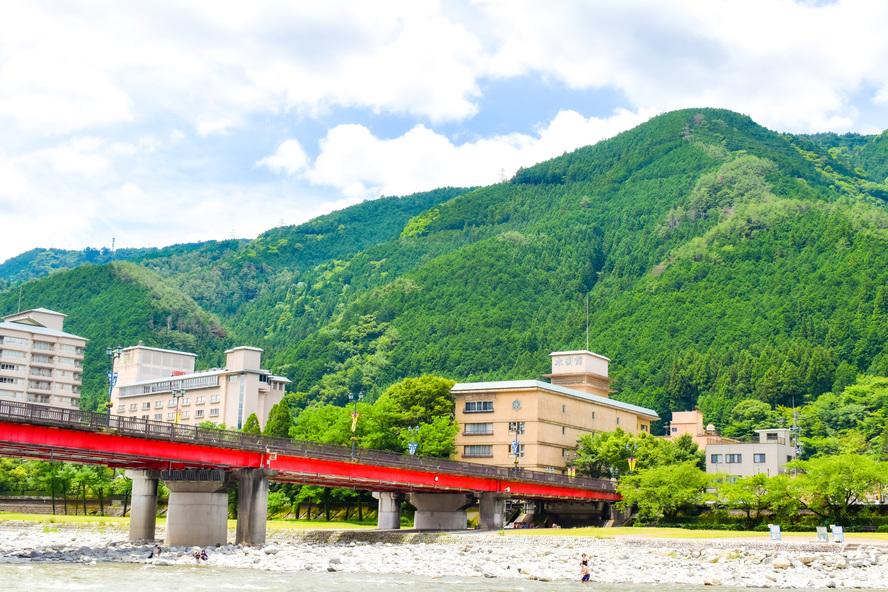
[0,400,614,492]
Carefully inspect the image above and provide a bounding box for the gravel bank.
[1,523,887,588]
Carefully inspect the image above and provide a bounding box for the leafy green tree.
[574,429,704,478]
[716,473,779,526]
[616,461,714,523]
[266,489,291,518]
[722,399,778,441]
[784,454,884,522]
[241,413,261,434]
[264,402,293,438]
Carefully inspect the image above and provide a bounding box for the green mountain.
[3,108,888,432]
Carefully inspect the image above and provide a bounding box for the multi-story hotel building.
[452,350,659,473]
[705,428,798,478]
[110,344,290,430]
[0,308,86,409]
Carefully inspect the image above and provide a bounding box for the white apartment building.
[706,428,798,478]
[0,308,87,409]
[110,344,290,429]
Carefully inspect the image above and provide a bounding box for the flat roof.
[451,379,659,419]
[123,345,198,357]
[0,320,88,341]
[549,350,611,362]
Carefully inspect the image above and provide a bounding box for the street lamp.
[348,390,364,460]
[171,386,186,425]
[105,346,123,427]
[566,452,577,479]
[407,425,420,456]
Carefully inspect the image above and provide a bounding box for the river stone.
[772,557,792,569]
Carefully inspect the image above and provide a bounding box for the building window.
[562,405,566,413]
[142,415,148,420]
[562,426,566,435]
[753,453,766,463]
[33,341,52,351]
[196,396,206,405]
[710,454,722,464]
[210,395,220,403]
[228,375,238,382]
[168,399,177,407]
[671,427,678,433]
[209,408,219,417]
[1,336,28,344]
[154,400,164,408]
[154,413,162,420]
[181,411,189,419]
[464,401,493,413]
[464,445,492,457]
[640,424,648,432]
[616,417,620,425]
[726,454,742,463]
[167,412,175,420]
[766,432,778,441]
[508,421,525,435]
[194,409,205,418]
[117,405,126,413]
[182,398,190,406]
[0,363,18,370]
[591,411,595,420]
[142,402,150,410]
[464,423,493,435]
[129,403,137,411]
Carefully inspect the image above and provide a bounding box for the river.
[0,562,811,592]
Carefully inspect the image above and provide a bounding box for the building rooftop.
[0,320,87,341]
[452,379,659,419]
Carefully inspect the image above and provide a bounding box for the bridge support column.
[478,492,507,530]
[408,493,473,530]
[372,491,403,530]
[234,468,275,546]
[125,469,160,541]
[162,469,235,547]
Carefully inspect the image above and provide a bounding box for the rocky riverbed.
[1,523,887,589]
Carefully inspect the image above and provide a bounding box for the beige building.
[110,345,290,429]
[705,428,798,478]
[452,350,659,473]
[0,308,86,409]
[667,409,739,449]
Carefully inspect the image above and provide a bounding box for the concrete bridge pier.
[373,491,404,529]
[234,468,276,546]
[408,493,474,530]
[163,469,235,547]
[125,469,160,541]
[477,492,508,530]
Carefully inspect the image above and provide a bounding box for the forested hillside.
[3,108,888,436]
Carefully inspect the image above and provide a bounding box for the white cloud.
[28,137,111,177]
[302,108,657,198]
[255,140,308,175]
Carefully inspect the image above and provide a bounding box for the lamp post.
[348,390,364,460]
[105,346,122,427]
[566,452,577,479]
[171,386,186,425]
[407,425,420,456]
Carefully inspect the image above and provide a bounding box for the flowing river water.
[0,562,817,592]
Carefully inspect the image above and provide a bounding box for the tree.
[784,454,884,523]
[616,461,714,523]
[574,429,704,478]
[241,413,261,434]
[722,399,778,441]
[264,402,293,438]
[716,473,778,526]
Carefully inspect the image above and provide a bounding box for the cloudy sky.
[1,0,886,263]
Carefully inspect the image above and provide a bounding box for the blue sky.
[1,0,886,262]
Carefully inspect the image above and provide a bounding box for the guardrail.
[0,400,615,492]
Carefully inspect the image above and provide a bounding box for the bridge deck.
[0,401,618,501]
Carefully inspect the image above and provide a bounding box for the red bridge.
[0,401,618,546]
